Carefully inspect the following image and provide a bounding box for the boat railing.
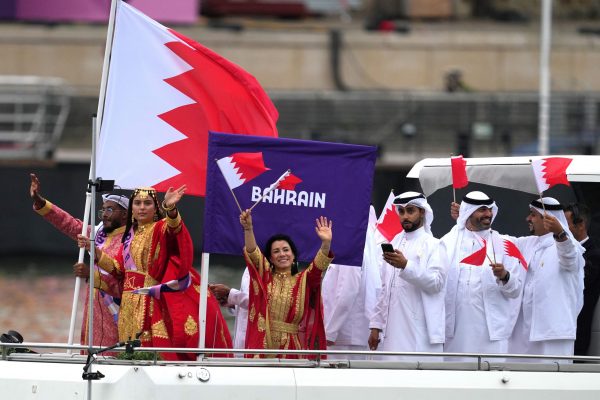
[2,342,600,373]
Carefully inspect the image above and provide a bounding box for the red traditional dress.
[244,246,332,358]
[98,212,232,360]
[35,201,122,351]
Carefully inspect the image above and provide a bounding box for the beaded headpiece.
[133,187,157,201]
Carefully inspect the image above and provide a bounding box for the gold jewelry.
[162,200,176,211]
[133,187,156,200]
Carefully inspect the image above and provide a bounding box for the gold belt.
[270,320,299,334]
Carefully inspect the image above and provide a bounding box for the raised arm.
[162,185,186,221]
[315,216,332,256]
[239,209,258,253]
[30,173,46,210]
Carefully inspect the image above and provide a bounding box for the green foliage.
[116,351,161,361]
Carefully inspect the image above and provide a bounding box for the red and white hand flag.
[375,190,403,243]
[249,169,294,210]
[276,173,302,191]
[503,239,528,270]
[451,155,468,189]
[531,157,572,193]
[96,2,278,196]
[460,240,487,266]
[216,152,270,190]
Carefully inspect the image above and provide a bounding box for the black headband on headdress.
[530,199,563,211]
[393,193,425,204]
[462,195,493,206]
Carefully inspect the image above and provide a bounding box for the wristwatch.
[553,231,568,241]
[500,270,510,284]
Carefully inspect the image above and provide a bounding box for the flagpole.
[66,0,120,353]
[215,159,243,213]
[538,0,552,156]
[529,159,547,213]
[197,252,210,358]
[249,169,291,211]
[450,154,456,203]
[96,0,119,132]
[66,197,91,353]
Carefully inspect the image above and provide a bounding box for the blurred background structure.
[1,0,600,341]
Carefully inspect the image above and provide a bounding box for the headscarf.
[101,193,129,210]
[457,190,498,230]
[529,197,584,251]
[393,191,434,234]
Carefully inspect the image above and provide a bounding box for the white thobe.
[509,233,584,363]
[227,268,250,356]
[442,228,523,361]
[370,227,446,361]
[323,264,370,360]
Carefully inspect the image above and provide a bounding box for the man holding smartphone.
[368,191,447,360]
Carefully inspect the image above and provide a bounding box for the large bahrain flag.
[96,1,278,196]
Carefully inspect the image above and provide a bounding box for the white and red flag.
[460,240,487,266]
[451,155,468,189]
[503,239,528,270]
[216,152,270,190]
[276,173,302,191]
[531,157,572,193]
[96,2,278,196]
[375,190,403,243]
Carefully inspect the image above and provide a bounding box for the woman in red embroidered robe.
[78,186,231,360]
[240,209,333,358]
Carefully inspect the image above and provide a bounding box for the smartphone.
[381,243,394,253]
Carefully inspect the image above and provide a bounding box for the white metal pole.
[197,252,210,358]
[538,0,553,155]
[67,0,119,354]
[66,197,91,352]
[96,0,119,133]
[88,116,98,352]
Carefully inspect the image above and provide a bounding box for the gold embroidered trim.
[131,222,156,271]
[257,313,266,332]
[313,250,333,271]
[184,315,198,336]
[153,243,161,261]
[36,200,53,216]
[249,305,256,322]
[270,320,298,334]
[98,252,120,276]
[152,319,169,339]
[166,212,182,230]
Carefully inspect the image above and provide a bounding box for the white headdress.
[529,197,585,251]
[102,194,130,210]
[457,191,498,230]
[393,191,434,234]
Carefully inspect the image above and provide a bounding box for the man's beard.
[473,218,491,231]
[402,220,422,232]
[102,221,118,233]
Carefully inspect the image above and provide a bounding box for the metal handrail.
[2,342,600,370]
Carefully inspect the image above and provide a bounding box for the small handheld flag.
[216,152,270,212]
[375,190,403,242]
[249,169,292,211]
[460,240,488,266]
[451,155,469,189]
[503,239,528,270]
[216,152,270,190]
[531,157,572,193]
[277,173,302,191]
